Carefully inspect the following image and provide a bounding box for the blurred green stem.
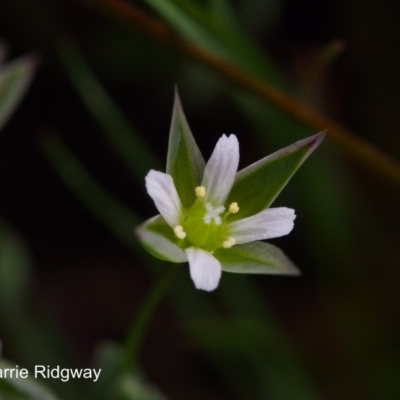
[86,0,400,186]
[121,264,178,370]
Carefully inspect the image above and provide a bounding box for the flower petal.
[202,134,239,204]
[229,207,295,244]
[186,248,222,291]
[145,170,182,227]
[136,215,187,263]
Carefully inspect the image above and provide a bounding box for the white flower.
[136,91,325,292]
[144,134,296,291]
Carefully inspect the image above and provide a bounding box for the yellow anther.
[222,237,236,249]
[177,231,186,239]
[229,202,239,214]
[174,225,186,240]
[195,186,206,198]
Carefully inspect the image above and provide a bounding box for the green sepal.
[0,359,60,400]
[227,132,326,221]
[135,215,187,263]
[166,89,205,208]
[0,55,37,132]
[215,241,300,275]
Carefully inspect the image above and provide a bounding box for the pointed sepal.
[166,89,205,208]
[226,132,326,220]
[215,241,300,275]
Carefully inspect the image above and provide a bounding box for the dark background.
[0,1,400,399]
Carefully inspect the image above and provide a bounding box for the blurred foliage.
[0,51,36,132]
[0,359,60,400]
[0,0,400,400]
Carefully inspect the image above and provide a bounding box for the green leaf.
[0,55,36,132]
[142,0,234,65]
[166,89,205,208]
[0,359,60,400]
[136,216,187,263]
[227,132,326,220]
[145,0,286,84]
[215,241,300,275]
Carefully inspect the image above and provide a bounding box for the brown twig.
[85,0,400,185]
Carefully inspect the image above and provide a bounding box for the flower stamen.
[222,237,236,249]
[229,202,239,214]
[223,201,240,220]
[174,225,187,239]
[195,186,206,197]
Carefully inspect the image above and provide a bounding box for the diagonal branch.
[84,0,400,186]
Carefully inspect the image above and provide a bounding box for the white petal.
[202,134,239,204]
[136,216,188,263]
[229,207,296,244]
[186,248,222,292]
[145,170,182,227]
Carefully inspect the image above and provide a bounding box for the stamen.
[222,237,236,249]
[229,202,239,214]
[174,225,187,240]
[203,203,225,225]
[223,202,240,221]
[195,186,206,197]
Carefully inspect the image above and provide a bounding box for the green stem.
[120,264,178,371]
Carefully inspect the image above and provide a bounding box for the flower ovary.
[203,203,225,225]
[180,189,238,251]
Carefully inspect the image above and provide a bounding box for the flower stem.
[120,264,178,371]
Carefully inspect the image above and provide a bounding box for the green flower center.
[175,187,239,252]
[183,200,226,251]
